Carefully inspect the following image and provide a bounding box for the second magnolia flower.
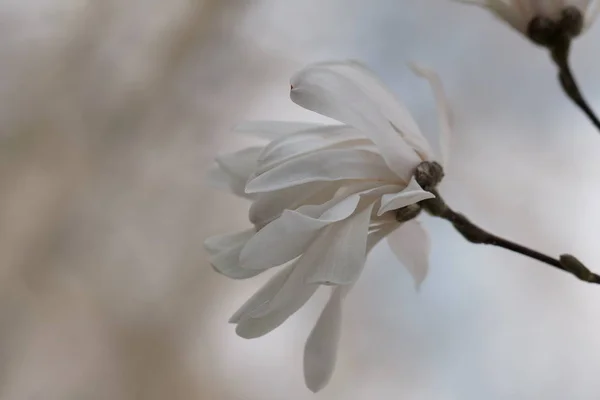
[456,0,600,42]
[205,60,452,392]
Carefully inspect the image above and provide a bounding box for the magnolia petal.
[239,192,362,270]
[367,223,400,253]
[229,263,296,324]
[209,146,263,198]
[378,177,434,216]
[214,146,263,196]
[310,60,434,160]
[245,148,396,193]
[454,0,526,32]
[305,202,374,285]
[256,125,370,175]
[205,229,262,279]
[235,256,320,337]
[247,220,340,318]
[206,163,242,195]
[304,287,343,393]
[290,63,421,181]
[249,182,339,229]
[235,283,319,339]
[386,220,431,289]
[410,63,453,168]
[205,229,254,254]
[234,121,325,141]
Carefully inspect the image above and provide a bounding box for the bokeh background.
[2,0,600,398]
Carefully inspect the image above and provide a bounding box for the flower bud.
[414,161,444,191]
[559,7,584,38]
[527,16,558,46]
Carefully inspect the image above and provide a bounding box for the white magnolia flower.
[456,0,600,40]
[204,60,452,392]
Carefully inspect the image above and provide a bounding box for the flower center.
[394,161,445,223]
[414,161,444,192]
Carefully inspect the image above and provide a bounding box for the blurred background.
[2,0,600,398]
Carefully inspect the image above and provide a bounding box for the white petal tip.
[377,190,435,216]
[304,369,332,393]
[235,321,262,339]
[305,382,325,393]
[304,368,331,393]
[244,184,257,194]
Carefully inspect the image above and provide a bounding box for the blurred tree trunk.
[0,1,273,398]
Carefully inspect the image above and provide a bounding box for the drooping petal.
[234,121,325,141]
[245,216,347,319]
[366,222,401,253]
[304,287,343,393]
[378,177,434,216]
[245,148,396,193]
[305,202,374,285]
[256,125,370,175]
[235,255,321,337]
[235,281,319,339]
[290,63,422,181]
[235,285,319,339]
[454,0,527,32]
[410,63,453,168]
[204,229,262,279]
[239,191,363,270]
[229,262,296,324]
[386,220,431,289]
[299,60,434,160]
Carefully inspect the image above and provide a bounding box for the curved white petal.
[209,147,263,198]
[245,148,396,193]
[239,191,363,270]
[304,60,434,160]
[246,220,341,319]
[229,262,296,324]
[378,177,434,216]
[235,257,320,337]
[205,229,254,254]
[234,121,325,141]
[204,229,262,279]
[256,125,370,175]
[249,182,339,229]
[386,220,431,289]
[235,280,318,339]
[214,146,263,195]
[410,63,453,168]
[207,163,245,196]
[305,202,374,285]
[290,63,422,180]
[454,0,527,32]
[304,287,343,393]
[367,222,401,253]
[215,147,262,180]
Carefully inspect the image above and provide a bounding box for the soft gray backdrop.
[1,0,600,399]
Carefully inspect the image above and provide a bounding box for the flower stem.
[422,190,600,284]
[551,39,600,133]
